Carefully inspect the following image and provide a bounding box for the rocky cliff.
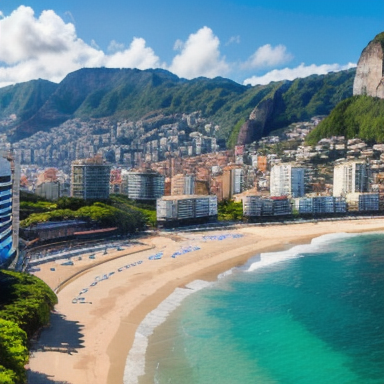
[353,32,384,99]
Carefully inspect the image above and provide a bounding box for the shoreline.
[26,219,384,384]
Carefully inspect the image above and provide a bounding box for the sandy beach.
[26,218,384,384]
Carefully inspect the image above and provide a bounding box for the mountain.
[0,67,355,145]
[353,31,384,98]
[0,79,58,131]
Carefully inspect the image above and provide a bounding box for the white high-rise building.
[270,164,305,198]
[333,161,368,197]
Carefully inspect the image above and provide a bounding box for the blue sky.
[0,0,383,88]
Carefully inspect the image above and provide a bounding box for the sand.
[26,218,384,384]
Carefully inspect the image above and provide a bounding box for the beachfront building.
[270,164,305,198]
[243,196,292,218]
[293,196,347,215]
[0,153,19,268]
[123,171,164,201]
[157,195,217,227]
[346,192,379,212]
[71,156,111,200]
[333,161,369,197]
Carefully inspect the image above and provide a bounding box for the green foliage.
[306,95,384,145]
[0,319,28,384]
[0,79,58,127]
[108,194,157,228]
[20,193,150,232]
[0,365,17,384]
[0,270,57,384]
[0,270,58,338]
[373,31,384,52]
[218,200,243,221]
[56,196,89,210]
[268,69,355,132]
[226,118,246,149]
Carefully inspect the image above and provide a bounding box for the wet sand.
[27,219,384,384]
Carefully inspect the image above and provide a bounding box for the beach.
[26,218,384,384]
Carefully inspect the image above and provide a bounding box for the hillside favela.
[1,3,384,384]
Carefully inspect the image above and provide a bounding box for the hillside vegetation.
[306,95,384,145]
[0,80,58,129]
[0,67,355,144]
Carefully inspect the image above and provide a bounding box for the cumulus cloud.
[168,26,230,79]
[243,62,357,86]
[105,37,161,68]
[0,6,162,87]
[242,44,293,69]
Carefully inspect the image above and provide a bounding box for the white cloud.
[105,37,161,69]
[243,44,293,69]
[243,62,357,86]
[0,6,162,88]
[168,26,230,79]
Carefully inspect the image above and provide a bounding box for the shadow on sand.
[27,312,85,384]
[27,371,71,384]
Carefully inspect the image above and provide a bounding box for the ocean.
[139,232,384,384]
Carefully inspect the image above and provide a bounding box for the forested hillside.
[306,95,384,145]
[0,67,355,145]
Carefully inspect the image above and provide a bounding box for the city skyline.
[0,0,383,88]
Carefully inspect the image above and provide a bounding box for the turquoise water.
[146,232,384,384]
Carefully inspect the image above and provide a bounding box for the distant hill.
[0,67,355,145]
[306,95,384,145]
[0,79,58,131]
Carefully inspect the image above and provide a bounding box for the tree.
[0,319,28,384]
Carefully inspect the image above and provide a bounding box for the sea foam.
[123,280,212,384]
[246,232,358,273]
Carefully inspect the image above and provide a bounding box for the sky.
[0,0,383,89]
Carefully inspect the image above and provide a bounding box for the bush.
[218,200,243,221]
[0,319,28,384]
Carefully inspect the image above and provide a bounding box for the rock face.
[353,32,384,98]
[236,99,274,145]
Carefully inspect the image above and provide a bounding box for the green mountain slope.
[306,95,384,144]
[1,67,355,144]
[0,79,58,125]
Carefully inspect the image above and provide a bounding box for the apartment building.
[123,171,165,200]
[270,163,305,198]
[222,167,244,200]
[71,157,111,200]
[333,161,368,197]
